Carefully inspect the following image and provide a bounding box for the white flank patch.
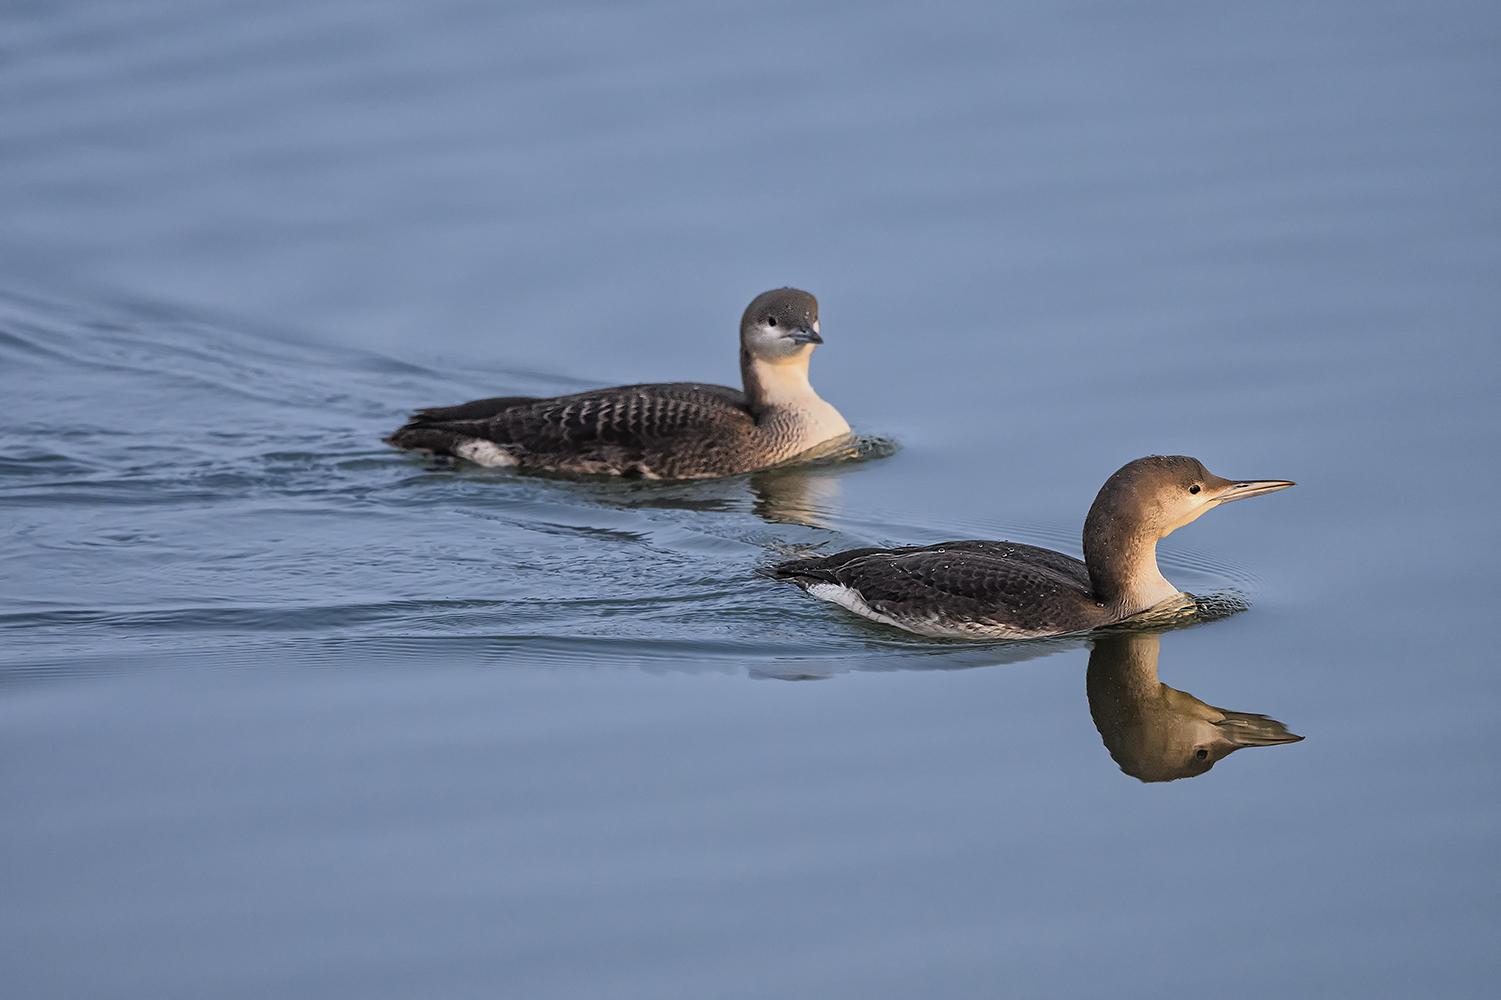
[454,439,519,467]
[806,583,908,629]
[804,583,1052,640]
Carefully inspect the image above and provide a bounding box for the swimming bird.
[764,455,1294,639]
[385,288,851,478]
[1086,631,1302,782]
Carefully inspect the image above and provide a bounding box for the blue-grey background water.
[2,1,1497,996]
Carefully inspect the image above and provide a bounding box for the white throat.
[1123,502,1222,612]
[744,353,850,444]
[748,355,823,408]
[1118,541,1182,615]
[1124,566,1181,613]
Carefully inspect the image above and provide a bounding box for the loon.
[1087,631,1302,782]
[764,455,1295,639]
[385,288,850,479]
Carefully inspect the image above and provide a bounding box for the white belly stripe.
[804,583,1053,640]
[807,583,907,629]
[454,439,519,467]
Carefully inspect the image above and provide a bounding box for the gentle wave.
[1,288,1260,678]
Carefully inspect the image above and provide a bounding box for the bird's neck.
[1083,520,1181,617]
[742,352,825,411]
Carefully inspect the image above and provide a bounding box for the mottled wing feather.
[770,541,1097,633]
[913,540,1092,589]
[391,383,752,450]
[410,396,541,423]
[483,383,753,450]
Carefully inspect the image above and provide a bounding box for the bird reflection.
[1086,631,1302,782]
[747,467,842,527]
[747,433,898,528]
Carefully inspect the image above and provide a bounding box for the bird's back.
[387,382,772,478]
[766,540,1109,638]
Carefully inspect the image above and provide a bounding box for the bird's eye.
[1195,748,1209,760]
[1189,484,1201,495]
[766,317,777,327]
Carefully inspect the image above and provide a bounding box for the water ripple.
[1,288,1258,679]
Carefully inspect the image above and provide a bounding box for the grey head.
[1083,455,1296,609]
[740,288,822,364]
[1086,631,1303,783]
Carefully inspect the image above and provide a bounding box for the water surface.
[1,1,1497,997]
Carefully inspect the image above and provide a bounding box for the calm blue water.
[2,1,1498,997]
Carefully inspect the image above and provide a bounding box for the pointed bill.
[1212,479,1296,504]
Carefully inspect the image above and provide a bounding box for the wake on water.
[0,288,1255,681]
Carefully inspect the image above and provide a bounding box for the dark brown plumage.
[389,382,795,478]
[763,540,1105,638]
[765,456,1296,639]
[385,288,851,478]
